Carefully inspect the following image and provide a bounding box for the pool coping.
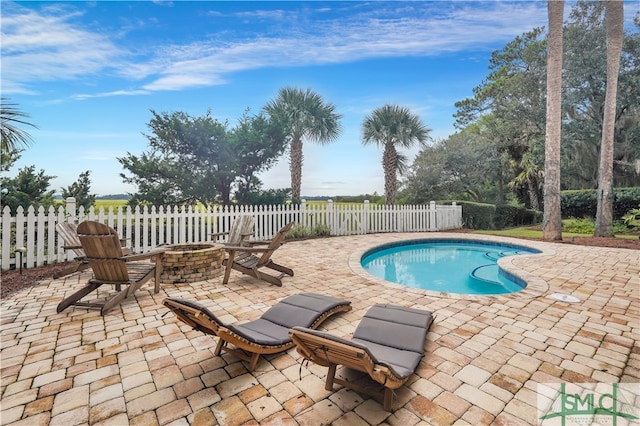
[348,233,553,301]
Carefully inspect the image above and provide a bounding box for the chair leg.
[248,352,261,371]
[214,338,226,356]
[154,257,161,293]
[383,388,394,411]
[57,282,102,313]
[266,261,294,277]
[254,270,283,286]
[326,364,337,391]
[222,252,235,284]
[101,288,131,315]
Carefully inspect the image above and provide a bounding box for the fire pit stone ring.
[160,243,225,284]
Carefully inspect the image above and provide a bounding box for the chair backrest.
[77,221,129,282]
[256,222,294,267]
[228,215,255,245]
[289,327,377,375]
[56,222,85,258]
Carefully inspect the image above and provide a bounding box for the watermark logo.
[538,383,640,425]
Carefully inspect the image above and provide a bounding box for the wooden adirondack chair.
[54,222,129,279]
[56,221,165,315]
[53,222,89,278]
[222,222,294,286]
[210,215,255,246]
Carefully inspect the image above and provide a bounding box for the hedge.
[561,187,640,219]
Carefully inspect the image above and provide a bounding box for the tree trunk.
[542,0,564,241]
[383,143,397,205]
[289,137,303,203]
[595,0,623,237]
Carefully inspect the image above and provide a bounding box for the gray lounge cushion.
[351,304,433,379]
[291,304,433,379]
[166,293,351,347]
[352,304,433,353]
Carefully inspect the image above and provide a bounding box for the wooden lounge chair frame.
[222,221,294,287]
[290,304,434,410]
[210,215,255,246]
[163,293,352,371]
[56,221,165,315]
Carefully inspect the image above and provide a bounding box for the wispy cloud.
[1,3,126,95]
[1,1,555,97]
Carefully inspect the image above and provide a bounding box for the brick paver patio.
[1,232,638,425]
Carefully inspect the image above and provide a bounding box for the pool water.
[361,240,540,295]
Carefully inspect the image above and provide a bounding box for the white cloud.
[1,1,552,96]
[1,3,126,94]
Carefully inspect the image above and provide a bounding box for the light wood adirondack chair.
[210,215,255,246]
[222,222,294,287]
[54,222,89,278]
[56,221,165,315]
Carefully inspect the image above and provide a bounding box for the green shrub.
[561,188,640,219]
[312,223,331,236]
[285,224,311,239]
[456,201,496,230]
[562,218,595,234]
[494,205,541,229]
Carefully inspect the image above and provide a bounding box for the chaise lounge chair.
[222,221,294,287]
[56,221,165,315]
[162,293,352,371]
[289,303,434,410]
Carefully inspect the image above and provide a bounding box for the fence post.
[65,197,77,223]
[301,199,307,228]
[429,201,437,231]
[363,200,370,234]
[327,199,334,234]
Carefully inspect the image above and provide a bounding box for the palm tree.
[263,87,342,203]
[1,98,38,155]
[542,0,564,241]
[595,0,623,237]
[362,105,430,205]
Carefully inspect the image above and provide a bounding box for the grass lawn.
[473,226,639,240]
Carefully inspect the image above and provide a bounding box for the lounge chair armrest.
[62,244,83,250]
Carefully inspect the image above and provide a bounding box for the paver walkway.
[1,233,638,425]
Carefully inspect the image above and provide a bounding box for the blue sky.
[3,1,638,197]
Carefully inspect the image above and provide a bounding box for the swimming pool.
[360,239,541,295]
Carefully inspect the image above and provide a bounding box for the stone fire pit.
[160,243,224,284]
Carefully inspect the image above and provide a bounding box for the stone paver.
[1,233,639,425]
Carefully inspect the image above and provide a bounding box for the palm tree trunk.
[383,143,397,205]
[289,137,303,203]
[542,0,563,241]
[595,0,623,237]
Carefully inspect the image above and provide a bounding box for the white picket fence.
[1,198,462,271]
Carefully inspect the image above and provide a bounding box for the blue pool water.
[361,239,540,295]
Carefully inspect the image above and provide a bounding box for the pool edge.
[348,233,552,300]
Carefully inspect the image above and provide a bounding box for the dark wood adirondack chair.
[54,222,130,278]
[56,221,165,315]
[222,222,294,286]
